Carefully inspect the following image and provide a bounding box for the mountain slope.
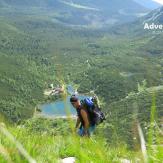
[0,0,148,10]
[143,6,163,23]
[1,6,162,122]
[0,0,60,7]
[132,6,163,56]
[106,85,163,146]
[110,6,163,36]
[133,0,161,9]
[0,0,149,28]
[72,0,147,11]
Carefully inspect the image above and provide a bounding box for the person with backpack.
[70,95,105,137]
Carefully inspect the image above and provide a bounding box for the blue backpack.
[80,97,106,125]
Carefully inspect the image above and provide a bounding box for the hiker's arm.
[75,117,80,129]
[80,109,90,136]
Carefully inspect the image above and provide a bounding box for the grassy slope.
[0,118,144,163]
[106,85,163,148]
[0,116,162,163]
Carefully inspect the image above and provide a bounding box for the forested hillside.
[0,2,163,123]
[0,1,163,162]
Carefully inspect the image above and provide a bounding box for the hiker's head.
[70,95,80,109]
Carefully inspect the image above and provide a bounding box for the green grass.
[0,114,162,163]
[0,90,162,163]
[147,93,163,163]
[106,85,163,148]
[0,121,139,163]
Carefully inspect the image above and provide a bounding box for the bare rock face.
[61,157,76,163]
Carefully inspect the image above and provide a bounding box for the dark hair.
[70,95,78,103]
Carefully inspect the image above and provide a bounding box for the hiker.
[70,95,96,137]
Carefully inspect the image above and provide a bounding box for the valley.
[0,1,163,162]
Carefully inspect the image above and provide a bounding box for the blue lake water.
[40,95,87,117]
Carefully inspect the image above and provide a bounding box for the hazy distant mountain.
[0,0,149,28]
[0,0,62,8]
[140,6,163,53]
[133,0,161,9]
[111,6,163,34]
[143,6,163,23]
[71,0,147,11]
[111,6,163,56]
[134,6,163,32]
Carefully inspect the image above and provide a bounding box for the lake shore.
[34,112,77,119]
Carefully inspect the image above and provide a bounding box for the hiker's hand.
[83,129,90,137]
